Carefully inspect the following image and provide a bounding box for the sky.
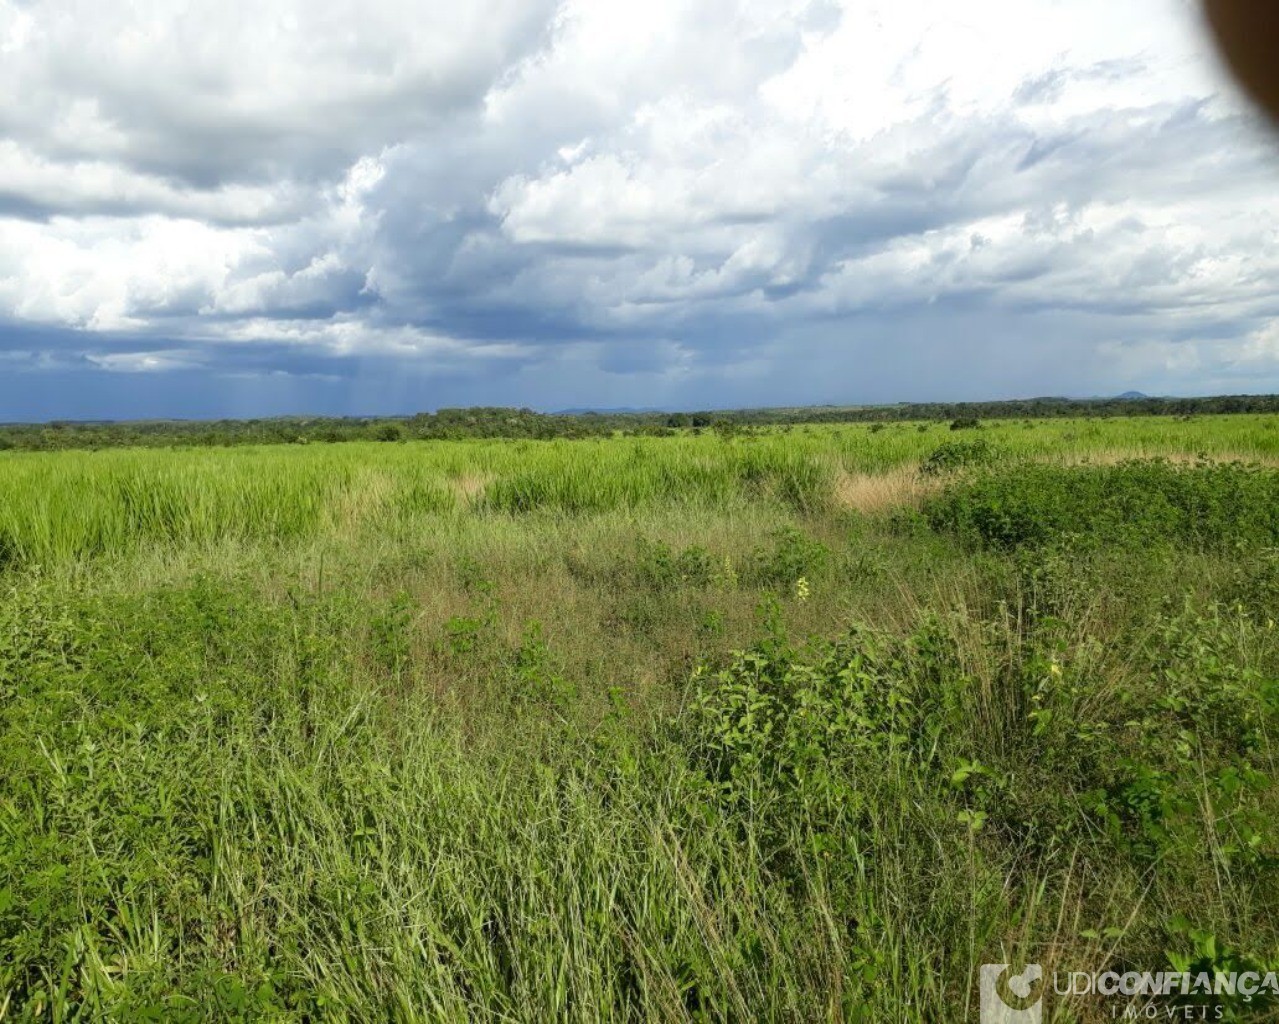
[1,0,1278,421]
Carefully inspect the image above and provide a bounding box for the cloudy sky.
[1,0,1277,420]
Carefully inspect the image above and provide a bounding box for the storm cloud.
[1,0,1277,418]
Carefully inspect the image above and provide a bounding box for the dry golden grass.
[449,472,493,506]
[834,465,941,514]
[327,468,397,531]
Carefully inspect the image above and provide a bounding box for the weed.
[919,437,1004,476]
[926,459,1279,551]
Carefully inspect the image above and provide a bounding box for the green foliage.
[370,591,416,672]
[508,621,576,712]
[926,460,1279,551]
[684,627,923,826]
[632,538,715,589]
[681,599,1279,1000]
[992,607,1279,871]
[3,417,1279,1019]
[1164,917,1277,1020]
[435,561,500,657]
[918,437,1005,476]
[1226,547,1279,617]
[711,418,742,440]
[747,527,830,588]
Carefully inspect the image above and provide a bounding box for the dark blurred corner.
[1203,0,1279,122]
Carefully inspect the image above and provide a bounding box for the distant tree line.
[1,395,1277,452]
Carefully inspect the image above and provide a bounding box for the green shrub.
[631,539,714,589]
[685,628,924,811]
[1226,548,1279,618]
[1020,608,1279,865]
[507,621,576,712]
[926,460,1279,551]
[747,527,829,587]
[680,624,943,893]
[919,438,1004,476]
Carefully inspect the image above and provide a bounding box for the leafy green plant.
[747,527,829,588]
[508,621,576,712]
[370,591,416,673]
[1164,917,1277,1020]
[682,625,926,867]
[925,460,1279,551]
[918,438,1004,476]
[631,538,714,589]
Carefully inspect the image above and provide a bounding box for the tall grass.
[0,451,346,565]
[1,416,1275,569]
[2,565,1275,1020]
[2,415,1279,1019]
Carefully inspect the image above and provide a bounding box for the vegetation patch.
[925,459,1279,551]
[3,416,1279,1019]
[834,465,938,514]
[918,437,1006,476]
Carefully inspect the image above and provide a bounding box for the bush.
[950,416,981,431]
[685,602,1279,946]
[924,460,1279,551]
[1227,548,1279,617]
[683,627,925,836]
[919,438,1004,476]
[747,527,829,587]
[631,539,714,589]
[1022,608,1279,862]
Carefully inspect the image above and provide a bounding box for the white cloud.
[1234,322,1279,366]
[0,0,556,176]
[0,215,258,329]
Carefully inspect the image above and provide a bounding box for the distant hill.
[1117,391,1149,400]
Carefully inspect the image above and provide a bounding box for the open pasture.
[2,416,1278,1021]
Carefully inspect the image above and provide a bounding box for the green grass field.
[2,416,1278,1021]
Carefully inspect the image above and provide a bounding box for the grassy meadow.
[2,415,1279,1021]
